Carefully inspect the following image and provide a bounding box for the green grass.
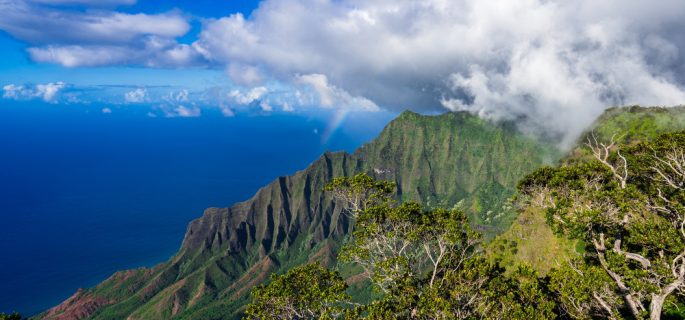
[487,207,580,275]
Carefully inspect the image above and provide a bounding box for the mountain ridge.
[38,110,558,320]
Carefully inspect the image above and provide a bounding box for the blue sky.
[2,0,685,144]
[0,0,260,94]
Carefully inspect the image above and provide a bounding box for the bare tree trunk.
[650,293,665,320]
[650,280,682,320]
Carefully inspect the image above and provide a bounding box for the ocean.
[0,102,394,316]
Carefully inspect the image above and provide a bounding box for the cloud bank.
[3,82,66,102]
[192,0,685,144]
[4,0,685,144]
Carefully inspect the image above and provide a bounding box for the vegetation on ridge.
[519,132,685,319]
[39,110,554,320]
[490,106,685,276]
[250,129,685,319]
[246,173,556,319]
[40,106,685,320]
[0,313,22,320]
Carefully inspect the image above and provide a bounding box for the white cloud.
[3,84,26,99]
[0,2,188,44]
[259,100,273,112]
[27,40,199,68]
[124,88,147,103]
[167,105,201,118]
[297,73,379,111]
[3,82,66,102]
[219,103,235,117]
[102,107,112,114]
[0,0,196,67]
[229,86,268,104]
[282,102,294,112]
[36,82,66,102]
[166,89,189,102]
[226,63,264,86]
[194,0,685,144]
[27,0,136,6]
[4,0,685,143]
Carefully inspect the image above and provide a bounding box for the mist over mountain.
[3,1,685,146]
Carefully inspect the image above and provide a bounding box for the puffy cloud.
[5,0,685,143]
[259,100,273,112]
[194,0,685,144]
[3,84,27,99]
[165,105,201,118]
[124,88,147,103]
[229,86,268,105]
[3,81,66,102]
[226,63,264,86]
[296,73,379,111]
[27,0,136,6]
[219,103,235,117]
[164,89,189,102]
[0,2,188,45]
[28,41,199,68]
[282,102,295,112]
[36,82,66,102]
[0,0,197,67]
[101,107,112,114]
[146,103,201,118]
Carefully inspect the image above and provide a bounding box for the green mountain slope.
[489,105,685,274]
[38,111,557,320]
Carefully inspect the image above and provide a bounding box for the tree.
[339,202,486,319]
[246,173,558,319]
[547,259,622,319]
[330,174,555,319]
[244,263,351,320]
[0,313,22,320]
[323,173,395,217]
[486,264,557,320]
[519,132,685,319]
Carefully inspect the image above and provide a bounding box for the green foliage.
[357,110,559,235]
[244,263,350,320]
[40,111,560,319]
[548,259,621,319]
[487,205,580,275]
[582,106,685,146]
[250,174,559,319]
[520,131,685,319]
[486,265,557,319]
[323,173,396,214]
[338,200,480,294]
[0,313,21,320]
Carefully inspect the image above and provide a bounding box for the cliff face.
[39,111,557,320]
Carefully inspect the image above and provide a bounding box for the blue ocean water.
[0,102,394,316]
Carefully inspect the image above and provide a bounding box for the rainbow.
[319,109,349,145]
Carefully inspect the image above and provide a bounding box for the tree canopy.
[245,130,685,320]
[0,313,22,320]
[520,132,685,319]
[245,173,556,319]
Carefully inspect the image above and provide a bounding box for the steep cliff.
[39,111,557,320]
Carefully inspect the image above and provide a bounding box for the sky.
[2,0,685,145]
